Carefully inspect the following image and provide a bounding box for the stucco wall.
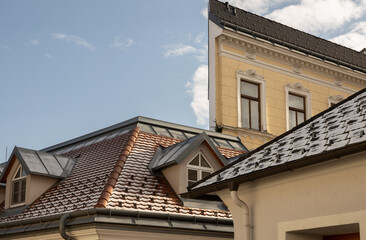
[213,30,365,150]
[217,151,366,240]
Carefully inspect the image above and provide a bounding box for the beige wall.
[213,30,365,150]
[162,143,223,194]
[4,158,58,209]
[217,151,366,240]
[0,223,233,240]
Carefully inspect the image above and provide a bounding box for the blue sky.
[1,0,366,162]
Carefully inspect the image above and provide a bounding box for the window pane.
[188,180,195,186]
[202,171,211,179]
[250,100,260,130]
[21,167,27,177]
[15,168,20,179]
[13,182,19,204]
[289,110,296,129]
[298,112,305,125]
[21,180,26,202]
[188,169,198,181]
[289,94,305,110]
[241,98,250,128]
[200,156,210,168]
[241,81,259,98]
[189,155,199,166]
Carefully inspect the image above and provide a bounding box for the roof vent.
[361,48,366,55]
[225,2,230,11]
[359,130,365,138]
[233,7,237,16]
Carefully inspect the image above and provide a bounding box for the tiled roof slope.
[188,88,366,195]
[0,117,245,224]
[210,0,366,73]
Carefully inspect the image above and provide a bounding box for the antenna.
[5,146,7,162]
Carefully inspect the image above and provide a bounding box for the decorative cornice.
[292,64,302,74]
[329,95,344,102]
[335,77,343,86]
[245,49,256,60]
[237,69,264,81]
[286,82,309,93]
[218,33,366,88]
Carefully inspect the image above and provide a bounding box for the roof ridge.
[94,126,140,208]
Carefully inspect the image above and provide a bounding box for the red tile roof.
[0,124,245,222]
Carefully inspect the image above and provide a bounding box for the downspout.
[60,213,74,240]
[230,190,250,240]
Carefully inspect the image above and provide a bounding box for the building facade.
[208,0,366,149]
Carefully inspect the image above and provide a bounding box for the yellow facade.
[211,31,365,150]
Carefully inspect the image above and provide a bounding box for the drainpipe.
[230,190,250,240]
[60,213,74,240]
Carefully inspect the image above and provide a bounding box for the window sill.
[10,202,25,208]
[222,125,276,140]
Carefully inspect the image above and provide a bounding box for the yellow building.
[208,0,366,150]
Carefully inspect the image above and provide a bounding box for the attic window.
[12,165,27,205]
[187,153,213,186]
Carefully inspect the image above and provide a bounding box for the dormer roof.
[149,132,228,172]
[0,147,77,182]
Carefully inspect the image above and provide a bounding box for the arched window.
[12,165,26,205]
[187,153,213,186]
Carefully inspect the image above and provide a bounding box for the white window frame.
[11,165,27,207]
[285,83,311,130]
[237,69,267,131]
[187,152,213,186]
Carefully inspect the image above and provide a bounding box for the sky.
[1,0,366,163]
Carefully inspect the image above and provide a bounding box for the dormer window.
[187,153,213,186]
[12,165,26,205]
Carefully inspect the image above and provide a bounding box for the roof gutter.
[220,20,366,74]
[0,208,233,236]
[184,141,366,198]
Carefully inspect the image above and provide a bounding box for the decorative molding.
[335,77,343,86]
[245,49,256,60]
[238,69,264,80]
[222,124,275,142]
[329,95,344,102]
[292,65,302,74]
[219,33,366,87]
[286,82,309,93]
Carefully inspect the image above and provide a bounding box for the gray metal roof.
[0,147,77,182]
[149,132,228,172]
[188,88,366,194]
[43,116,247,156]
[210,0,366,74]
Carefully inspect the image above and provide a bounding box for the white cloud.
[164,44,198,58]
[44,53,55,59]
[330,21,366,51]
[201,7,208,19]
[164,43,207,62]
[109,36,135,50]
[195,33,205,44]
[186,65,209,127]
[26,39,39,46]
[51,33,95,51]
[265,0,365,34]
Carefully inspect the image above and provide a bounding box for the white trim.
[208,19,223,130]
[10,165,27,207]
[219,50,356,94]
[220,30,366,88]
[285,83,311,131]
[187,152,213,186]
[237,69,267,131]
